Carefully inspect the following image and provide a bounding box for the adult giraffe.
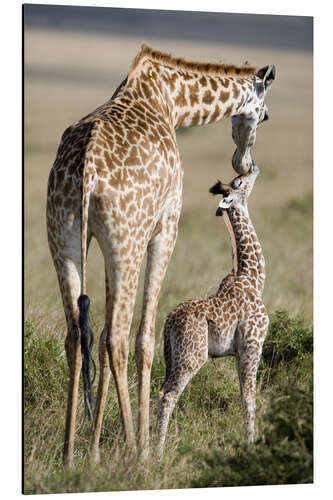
[46,44,275,467]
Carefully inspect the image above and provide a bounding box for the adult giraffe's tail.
[78,136,96,421]
[78,294,95,421]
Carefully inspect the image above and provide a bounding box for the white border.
[2,1,331,499]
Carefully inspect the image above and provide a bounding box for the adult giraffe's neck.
[127,58,255,129]
[227,205,265,296]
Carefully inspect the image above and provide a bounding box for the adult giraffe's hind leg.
[90,268,111,463]
[98,242,145,455]
[135,212,180,456]
[47,188,93,467]
[51,253,83,468]
[105,266,142,453]
[89,328,111,462]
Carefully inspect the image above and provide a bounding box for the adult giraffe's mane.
[129,43,256,77]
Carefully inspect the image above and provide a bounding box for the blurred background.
[24,4,313,493]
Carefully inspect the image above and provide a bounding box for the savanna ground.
[24,29,313,494]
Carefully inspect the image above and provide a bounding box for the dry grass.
[24,28,312,493]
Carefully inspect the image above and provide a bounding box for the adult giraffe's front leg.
[135,210,180,455]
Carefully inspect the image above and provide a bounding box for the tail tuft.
[78,294,96,421]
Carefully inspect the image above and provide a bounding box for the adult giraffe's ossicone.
[46,44,275,467]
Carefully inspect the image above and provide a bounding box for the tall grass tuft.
[192,383,313,487]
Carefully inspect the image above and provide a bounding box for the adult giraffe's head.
[231,65,276,174]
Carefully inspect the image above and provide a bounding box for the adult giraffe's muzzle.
[232,148,253,175]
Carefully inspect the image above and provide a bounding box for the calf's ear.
[209,180,231,196]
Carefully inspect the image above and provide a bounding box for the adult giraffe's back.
[46,44,275,466]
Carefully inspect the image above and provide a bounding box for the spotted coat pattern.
[156,166,269,454]
[46,44,273,466]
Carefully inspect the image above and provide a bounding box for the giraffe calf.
[156,162,269,455]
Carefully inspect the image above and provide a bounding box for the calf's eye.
[232,179,242,189]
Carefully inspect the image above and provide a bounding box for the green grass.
[193,383,313,487]
[24,310,313,493]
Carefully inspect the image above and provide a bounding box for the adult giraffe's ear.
[256,65,276,92]
[209,180,231,196]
